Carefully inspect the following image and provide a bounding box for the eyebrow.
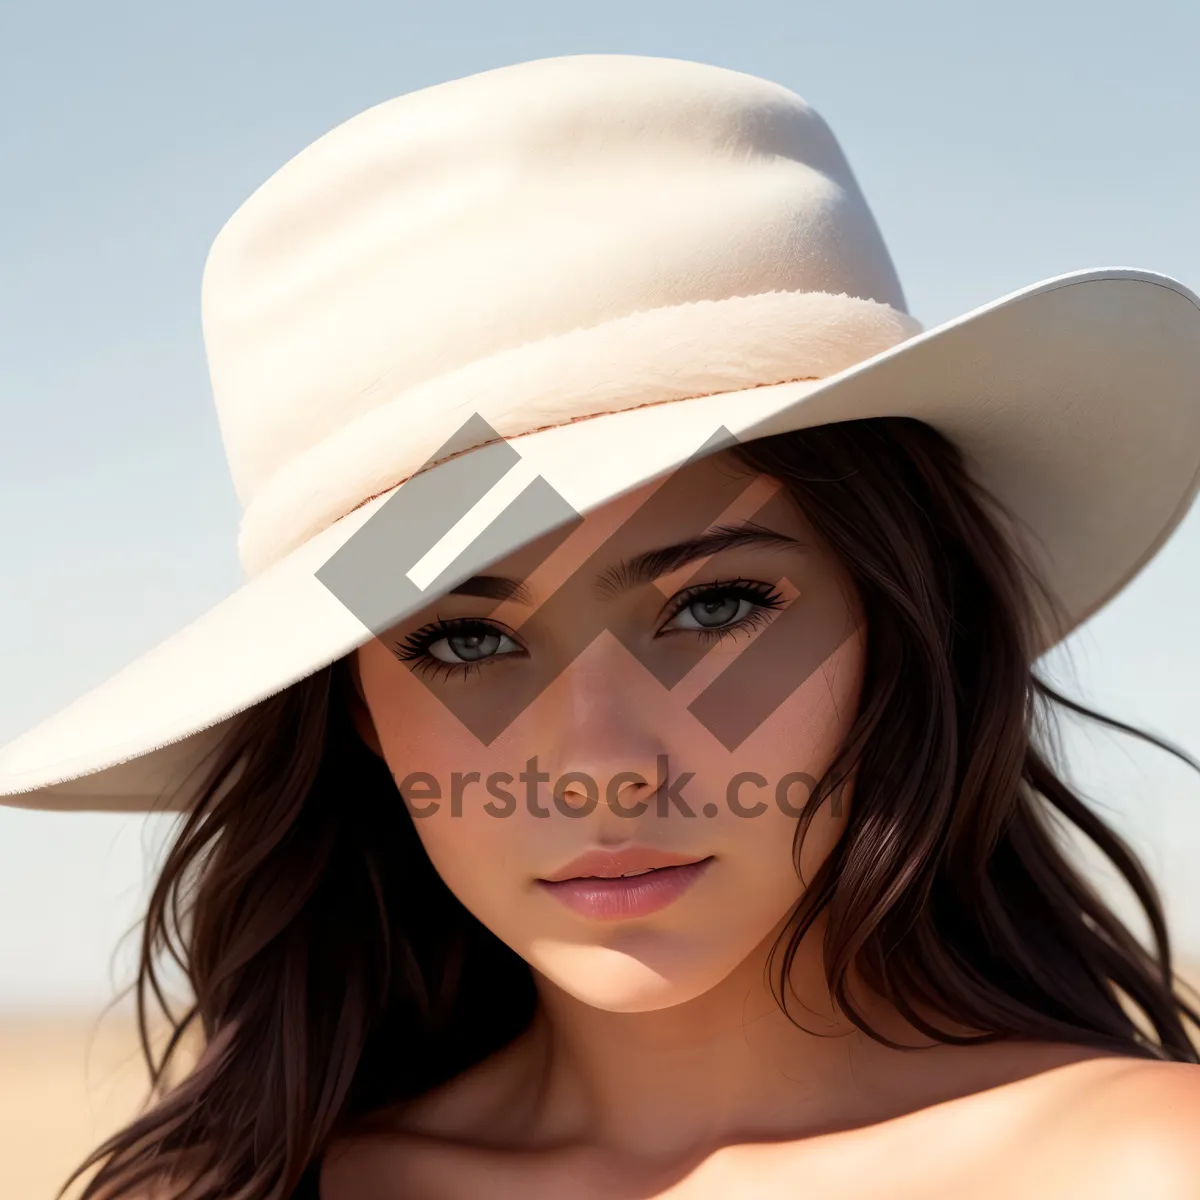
[595,523,803,596]
[446,523,802,606]
[447,575,533,604]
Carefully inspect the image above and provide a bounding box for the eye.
[428,625,519,664]
[391,618,524,677]
[658,579,786,638]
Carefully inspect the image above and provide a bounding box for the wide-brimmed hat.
[3,53,1198,813]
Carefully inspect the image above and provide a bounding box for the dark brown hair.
[59,417,1200,1200]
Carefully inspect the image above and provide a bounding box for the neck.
[519,911,956,1163]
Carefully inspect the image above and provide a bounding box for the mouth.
[536,853,715,921]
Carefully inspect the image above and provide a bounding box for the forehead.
[484,449,809,583]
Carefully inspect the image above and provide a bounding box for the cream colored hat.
[3,53,1199,812]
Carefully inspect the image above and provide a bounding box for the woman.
[4,53,1199,1198]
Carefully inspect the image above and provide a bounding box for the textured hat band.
[237,287,922,576]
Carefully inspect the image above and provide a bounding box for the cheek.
[360,650,491,778]
[678,619,863,881]
[730,623,862,872]
[405,801,526,935]
[355,648,523,915]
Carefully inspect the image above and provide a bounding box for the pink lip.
[537,847,713,921]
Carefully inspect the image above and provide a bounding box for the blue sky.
[1,0,1198,1006]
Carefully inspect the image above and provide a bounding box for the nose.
[536,636,667,825]
[557,769,655,815]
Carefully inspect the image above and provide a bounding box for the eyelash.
[659,578,786,641]
[390,579,787,680]
[391,617,520,682]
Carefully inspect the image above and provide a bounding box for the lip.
[536,847,714,921]
[541,845,710,883]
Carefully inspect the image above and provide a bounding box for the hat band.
[237,289,923,577]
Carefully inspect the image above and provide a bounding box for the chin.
[528,933,748,1012]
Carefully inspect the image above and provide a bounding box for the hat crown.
[201,55,910,572]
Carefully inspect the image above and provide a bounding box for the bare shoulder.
[320,1029,547,1199]
[1019,1057,1200,1198]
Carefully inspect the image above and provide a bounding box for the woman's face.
[353,449,865,1013]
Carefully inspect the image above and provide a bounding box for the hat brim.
[4,267,1199,812]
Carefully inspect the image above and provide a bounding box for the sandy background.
[3,969,1199,1200]
[0,1007,202,1200]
